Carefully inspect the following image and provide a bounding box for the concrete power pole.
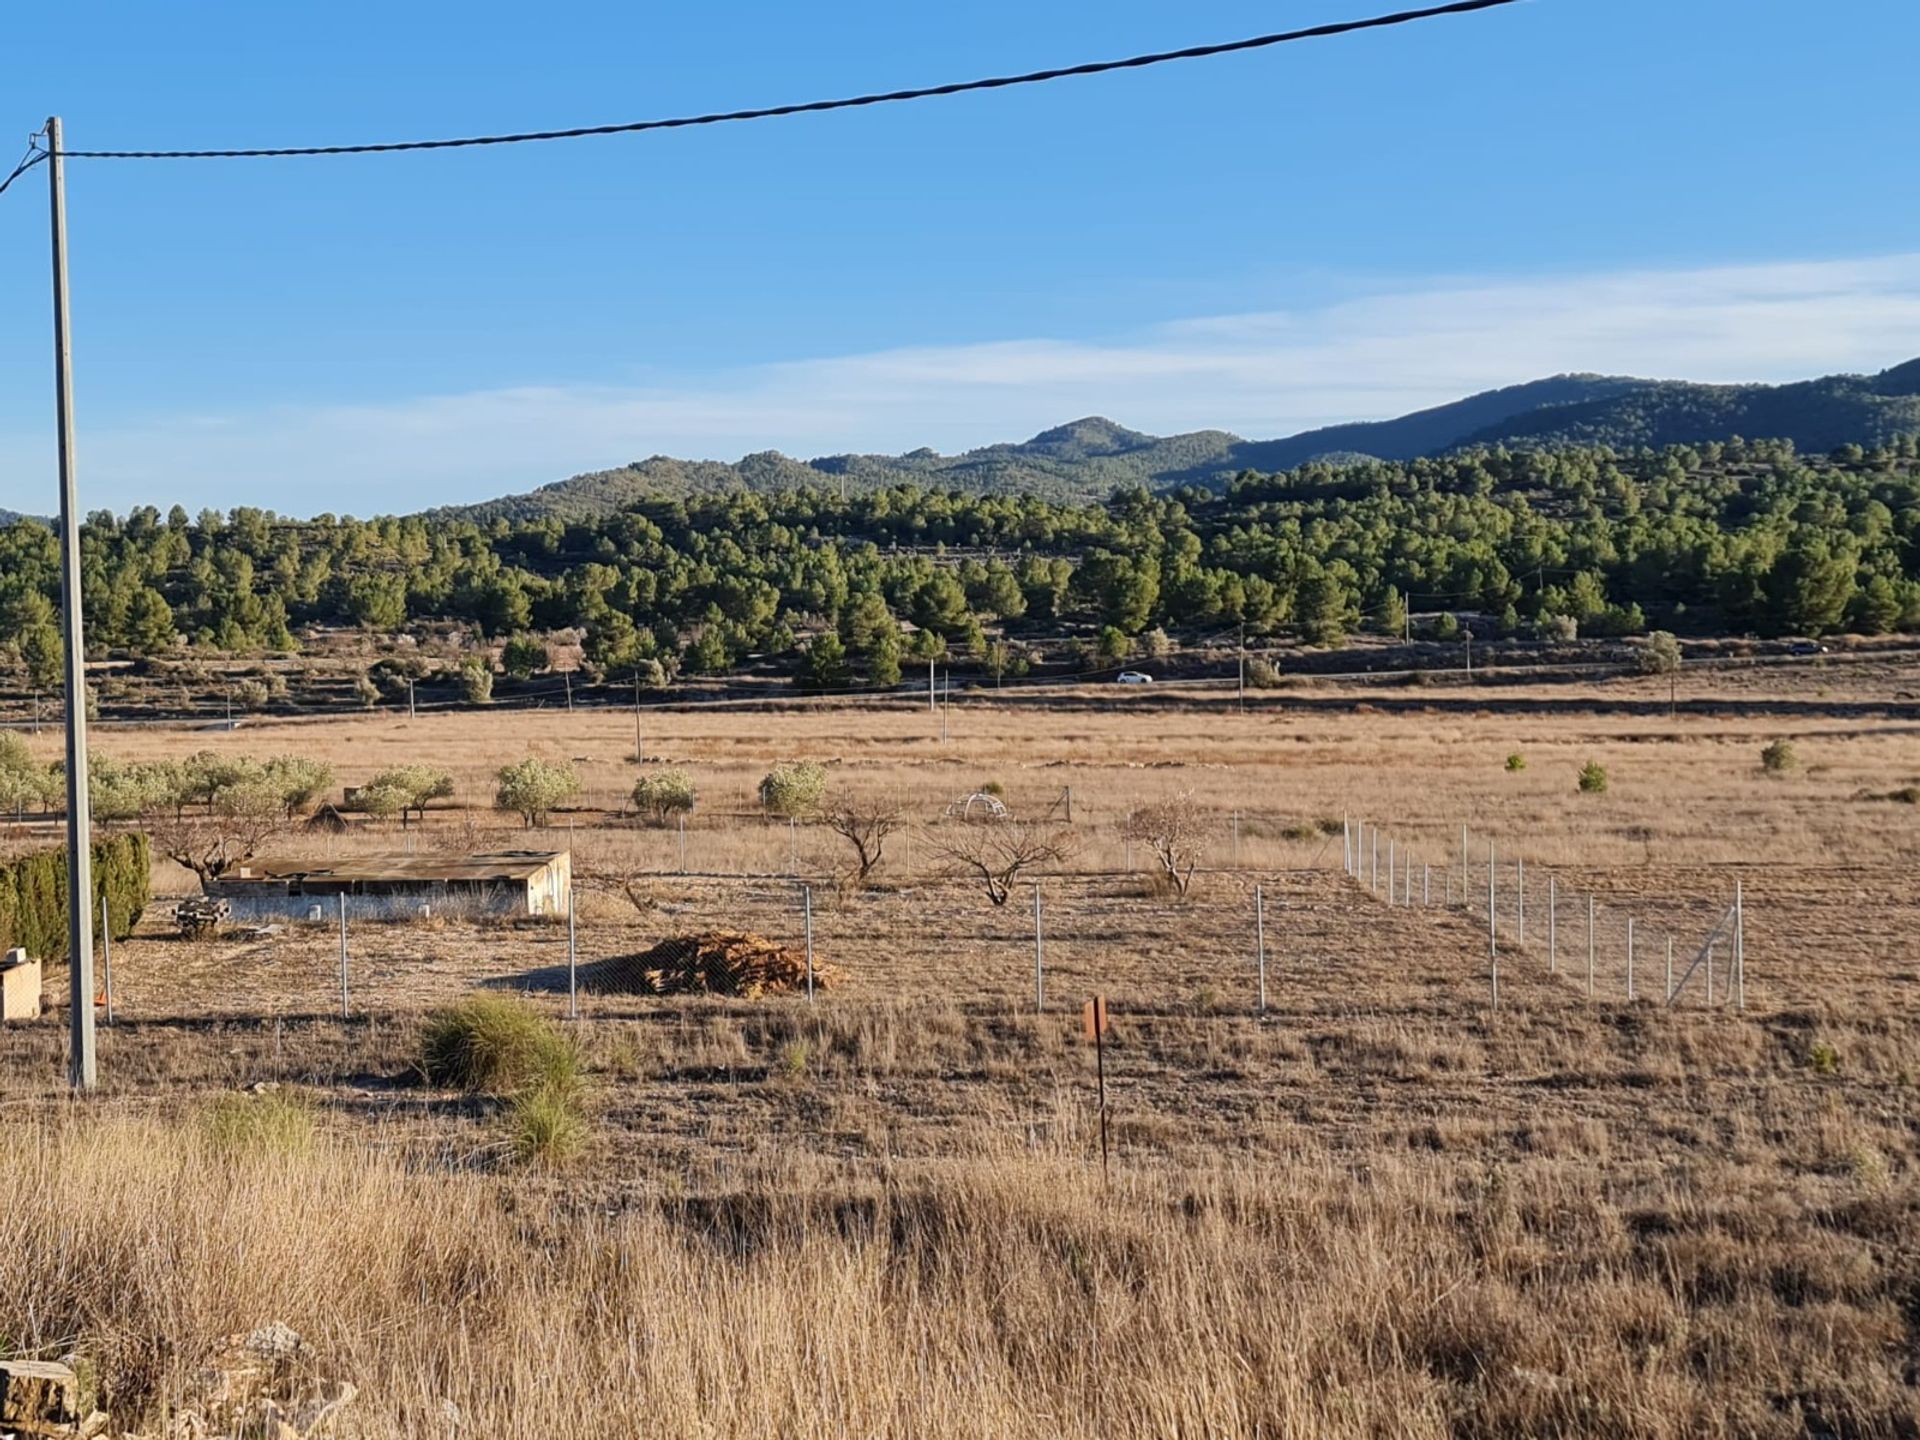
[47,117,96,1091]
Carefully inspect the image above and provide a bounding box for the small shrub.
[1246,657,1281,689]
[1577,761,1609,794]
[420,995,581,1096]
[1504,753,1526,772]
[1807,1040,1840,1076]
[460,664,495,705]
[504,1081,590,1169]
[631,768,698,825]
[1760,739,1798,774]
[776,1039,812,1081]
[980,779,1006,797]
[202,1088,316,1157]
[759,760,827,819]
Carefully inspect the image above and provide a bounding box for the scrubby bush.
[494,757,581,827]
[758,761,827,819]
[506,1082,589,1169]
[459,664,494,705]
[1505,753,1526,772]
[1246,657,1281,689]
[1760,739,1798,773]
[419,995,581,1096]
[1635,631,1682,675]
[1577,761,1610,794]
[631,768,697,825]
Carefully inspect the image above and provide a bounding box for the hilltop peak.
[1023,417,1158,456]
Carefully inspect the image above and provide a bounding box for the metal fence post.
[1343,812,1352,875]
[804,884,815,1004]
[1517,857,1525,944]
[1387,838,1395,906]
[1422,863,1430,907]
[1459,823,1468,909]
[337,893,349,1020]
[678,814,687,874]
[1371,828,1379,893]
[1626,916,1636,1001]
[1665,935,1674,1003]
[1487,841,1498,1009]
[1255,883,1267,1013]
[1586,896,1595,999]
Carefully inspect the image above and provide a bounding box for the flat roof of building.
[226,850,567,885]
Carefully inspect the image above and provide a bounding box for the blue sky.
[2,0,1918,515]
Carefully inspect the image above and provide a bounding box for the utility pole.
[48,117,96,1091]
[1237,622,1246,712]
[632,673,643,762]
[928,656,936,713]
[1464,629,1472,677]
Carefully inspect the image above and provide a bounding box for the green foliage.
[758,760,827,819]
[797,632,849,691]
[1505,753,1526,772]
[419,995,582,1096]
[500,633,549,679]
[631,768,697,825]
[202,1088,317,1157]
[505,1080,590,1169]
[459,662,494,705]
[1635,631,1682,675]
[359,764,454,826]
[0,832,149,963]
[1807,1040,1841,1076]
[1760,739,1798,774]
[493,757,580,827]
[4,433,1919,691]
[1577,761,1610,794]
[0,733,54,815]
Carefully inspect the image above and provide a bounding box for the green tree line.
[2,437,1916,689]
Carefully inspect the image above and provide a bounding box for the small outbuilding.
[209,850,572,920]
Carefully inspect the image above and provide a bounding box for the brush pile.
[581,930,842,998]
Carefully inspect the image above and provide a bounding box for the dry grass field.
[3,656,1919,1437]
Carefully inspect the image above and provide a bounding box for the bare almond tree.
[824,803,902,885]
[926,819,1075,906]
[1125,792,1208,896]
[147,784,287,892]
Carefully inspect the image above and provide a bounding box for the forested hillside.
[2,437,1917,697]
[431,358,1920,523]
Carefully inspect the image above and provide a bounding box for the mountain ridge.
[429,357,1920,523]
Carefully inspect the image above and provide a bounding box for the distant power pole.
[1237,622,1246,712]
[47,116,96,1091]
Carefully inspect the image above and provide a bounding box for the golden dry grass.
[2,660,1918,1436]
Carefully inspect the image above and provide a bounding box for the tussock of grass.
[505,1082,590,1169]
[419,995,580,1096]
[201,1087,316,1157]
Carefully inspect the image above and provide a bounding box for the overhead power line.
[51,0,1524,161]
[0,143,45,196]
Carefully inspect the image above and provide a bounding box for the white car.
[1115,670,1154,684]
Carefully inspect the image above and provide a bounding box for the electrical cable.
[53,0,1525,161]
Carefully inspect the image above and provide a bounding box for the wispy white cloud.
[7,252,1920,514]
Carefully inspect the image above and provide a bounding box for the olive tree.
[631,768,697,825]
[494,757,581,828]
[758,761,827,820]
